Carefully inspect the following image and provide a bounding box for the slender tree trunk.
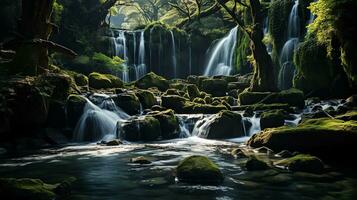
[248,0,277,92]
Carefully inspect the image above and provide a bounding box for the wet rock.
[247,118,357,162]
[135,72,169,91]
[193,97,205,104]
[88,72,123,89]
[66,94,86,128]
[245,157,269,171]
[311,105,323,112]
[136,90,157,109]
[276,150,293,158]
[113,93,141,115]
[336,110,357,121]
[120,116,161,141]
[74,73,88,86]
[256,146,274,154]
[243,108,254,117]
[149,109,180,139]
[130,156,151,164]
[161,95,188,111]
[151,105,167,111]
[335,105,349,115]
[187,84,200,99]
[176,155,223,185]
[203,110,245,139]
[228,89,239,98]
[227,82,250,90]
[106,139,123,146]
[201,78,228,97]
[260,109,286,129]
[275,154,324,173]
[346,95,357,107]
[231,148,247,158]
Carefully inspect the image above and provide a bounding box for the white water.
[278,0,300,90]
[204,27,238,76]
[136,30,146,79]
[73,95,129,142]
[170,31,177,78]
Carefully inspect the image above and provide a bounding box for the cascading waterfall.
[136,30,146,79]
[278,0,300,90]
[204,26,238,76]
[73,95,130,142]
[110,30,129,82]
[170,31,177,78]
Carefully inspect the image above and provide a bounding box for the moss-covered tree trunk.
[248,0,277,92]
[11,0,55,75]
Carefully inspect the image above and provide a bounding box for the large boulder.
[74,73,88,86]
[186,84,200,99]
[119,116,161,141]
[113,93,141,115]
[135,72,169,91]
[88,72,123,89]
[239,89,305,108]
[135,90,157,109]
[195,110,245,139]
[201,78,228,97]
[149,109,180,139]
[245,157,269,171]
[275,154,325,173]
[260,109,286,129]
[66,95,87,128]
[161,95,188,111]
[247,118,357,162]
[37,72,75,100]
[176,155,224,185]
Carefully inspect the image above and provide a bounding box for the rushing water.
[170,30,177,78]
[204,27,238,76]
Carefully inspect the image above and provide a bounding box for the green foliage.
[52,0,64,24]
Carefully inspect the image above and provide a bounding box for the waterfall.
[170,31,177,78]
[133,32,137,66]
[110,30,130,82]
[73,95,130,142]
[278,0,300,90]
[204,26,238,76]
[136,30,146,80]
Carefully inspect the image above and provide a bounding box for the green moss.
[260,109,286,129]
[201,78,228,97]
[275,154,324,173]
[233,103,291,112]
[136,90,157,109]
[245,157,269,171]
[121,116,161,141]
[135,72,169,91]
[187,84,200,99]
[74,73,88,86]
[113,93,141,115]
[150,109,179,139]
[0,178,56,200]
[336,111,357,121]
[176,155,223,185]
[88,72,123,89]
[235,28,252,74]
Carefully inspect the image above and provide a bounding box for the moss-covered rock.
[187,84,200,99]
[200,78,228,97]
[136,90,157,109]
[239,89,305,108]
[176,155,223,185]
[135,72,169,91]
[336,110,357,121]
[66,94,86,128]
[74,73,88,86]
[247,118,357,162]
[245,157,269,171]
[120,116,161,141]
[113,93,141,115]
[0,178,74,200]
[149,109,180,139]
[260,109,286,129]
[193,97,206,104]
[275,154,324,173]
[37,72,74,100]
[161,95,188,111]
[232,103,292,112]
[88,72,123,89]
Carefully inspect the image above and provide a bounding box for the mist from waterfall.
[278,0,300,90]
[204,26,238,76]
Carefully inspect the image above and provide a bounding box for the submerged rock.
[260,109,286,129]
[275,154,324,173]
[245,157,269,171]
[130,156,152,164]
[176,155,223,185]
[106,139,123,146]
[247,118,357,162]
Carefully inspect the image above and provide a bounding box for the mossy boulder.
[176,155,224,185]
[187,84,200,99]
[260,109,286,129]
[189,103,228,114]
[74,73,88,86]
[239,89,305,108]
[88,72,123,89]
[136,90,157,109]
[161,95,188,111]
[200,78,228,97]
[245,157,269,171]
[120,116,161,141]
[193,97,206,104]
[113,93,141,115]
[247,118,357,162]
[135,72,169,91]
[37,72,74,100]
[227,82,250,90]
[149,109,180,139]
[275,154,324,173]
[197,110,245,139]
[66,95,87,128]
[0,178,74,200]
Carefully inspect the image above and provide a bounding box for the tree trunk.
[248,0,277,92]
